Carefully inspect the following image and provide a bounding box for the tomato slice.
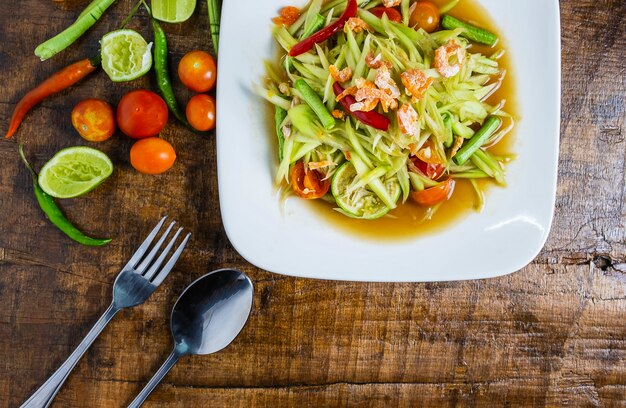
[411,156,445,180]
[290,161,330,199]
[369,7,402,23]
[410,179,455,206]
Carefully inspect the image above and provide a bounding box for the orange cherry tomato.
[410,178,455,206]
[409,1,440,33]
[369,7,402,23]
[130,137,177,175]
[178,51,217,93]
[117,90,168,139]
[290,161,330,199]
[186,94,216,131]
[71,99,115,142]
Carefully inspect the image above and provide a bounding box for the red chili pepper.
[333,83,390,131]
[289,0,357,57]
[6,57,99,139]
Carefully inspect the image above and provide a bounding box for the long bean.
[294,79,336,130]
[441,15,498,46]
[454,116,501,165]
[35,0,117,60]
[207,0,221,54]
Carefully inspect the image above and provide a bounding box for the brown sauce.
[274,0,519,240]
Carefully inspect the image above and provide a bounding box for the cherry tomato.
[411,156,445,180]
[186,94,216,131]
[409,1,440,33]
[117,90,168,139]
[130,137,177,175]
[410,178,455,206]
[414,140,444,165]
[290,161,330,199]
[178,51,217,93]
[369,7,402,23]
[71,99,115,142]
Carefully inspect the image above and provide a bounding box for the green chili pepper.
[150,18,190,127]
[19,146,111,247]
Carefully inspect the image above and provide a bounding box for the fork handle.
[127,348,183,408]
[21,303,120,408]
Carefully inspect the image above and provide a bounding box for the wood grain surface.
[1,0,625,406]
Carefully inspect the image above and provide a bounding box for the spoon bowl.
[172,269,254,355]
[128,269,253,408]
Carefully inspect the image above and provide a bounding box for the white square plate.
[216,0,561,282]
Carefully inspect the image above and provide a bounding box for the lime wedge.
[151,0,196,23]
[101,29,152,82]
[38,147,114,199]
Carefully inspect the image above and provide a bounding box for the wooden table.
[1,0,624,406]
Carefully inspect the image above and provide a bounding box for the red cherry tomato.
[409,1,440,33]
[369,7,402,23]
[178,51,217,93]
[186,94,216,131]
[290,161,330,199]
[117,90,168,139]
[411,156,445,180]
[71,98,115,142]
[410,179,455,206]
[130,137,177,175]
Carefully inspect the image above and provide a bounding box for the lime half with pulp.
[331,162,401,220]
[38,147,114,199]
[101,29,153,82]
[151,0,196,23]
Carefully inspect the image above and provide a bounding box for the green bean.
[35,0,117,60]
[454,116,502,165]
[441,15,498,46]
[294,79,336,130]
[275,107,288,161]
[19,146,111,246]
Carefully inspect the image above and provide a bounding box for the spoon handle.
[20,303,120,408]
[127,348,182,408]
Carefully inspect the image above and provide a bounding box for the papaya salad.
[258,0,515,221]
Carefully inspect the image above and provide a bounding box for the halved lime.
[152,0,196,23]
[331,162,401,220]
[38,147,114,199]
[101,29,152,82]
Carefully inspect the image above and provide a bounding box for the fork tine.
[135,221,176,275]
[151,233,191,287]
[142,228,183,281]
[123,216,167,270]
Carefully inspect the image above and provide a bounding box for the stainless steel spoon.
[127,269,254,408]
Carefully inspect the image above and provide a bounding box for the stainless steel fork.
[21,216,191,408]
